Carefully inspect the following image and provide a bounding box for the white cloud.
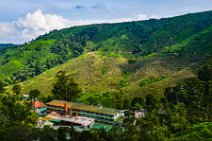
[0,23,13,34]
[138,14,147,21]
[137,14,159,21]
[0,10,152,44]
[70,18,133,26]
[149,15,159,19]
[0,10,73,43]
[15,9,72,41]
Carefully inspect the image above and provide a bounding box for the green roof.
[92,123,112,132]
[50,119,61,123]
[46,100,120,116]
[37,107,47,113]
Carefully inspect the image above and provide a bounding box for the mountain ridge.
[1,11,212,103]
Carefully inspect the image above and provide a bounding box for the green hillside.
[1,11,212,104]
[6,52,208,107]
[0,11,212,85]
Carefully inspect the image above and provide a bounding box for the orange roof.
[39,116,51,121]
[46,100,120,116]
[32,100,46,109]
[46,111,63,118]
[40,112,63,121]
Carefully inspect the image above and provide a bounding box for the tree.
[1,125,30,141]
[171,103,187,132]
[52,71,81,101]
[37,127,58,141]
[165,78,208,123]
[198,64,212,120]
[29,89,40,112]
[145,94,159,111]
[198,64,212,81]
[113,91,124,109]
[0,81,5,94]
[58,127,69,141]
[123,98,131,109]
[107,126,123,141]
[122,116,140,141]
[78,130,96,141]
[0,112,9,129]
[138,118,166,141]
[12,85,21,100]
[131,97,144,110]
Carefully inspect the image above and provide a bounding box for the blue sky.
[0,0,212,43]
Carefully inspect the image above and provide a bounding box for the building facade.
[46,100,122,124]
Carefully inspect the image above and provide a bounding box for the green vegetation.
[52,71,81,101]
[29,89,41,112]
[1,11,212,100]
[12,84,21,99]
[139,75,168,87]
[0,55,212,141]
[0,11,211,86]
[6,53,201,101]
[0,44,17,55]
[0,11,211,140]
[0,81,5,94]
[169,122,212,141]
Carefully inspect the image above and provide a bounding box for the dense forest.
[0,62,211,140]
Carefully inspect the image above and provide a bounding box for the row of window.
[75,111,113,118]
[47,106,115,118]
[79,113,114,121]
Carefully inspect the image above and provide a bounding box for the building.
[46,100,122,124]
[37,111,95,129]
[32,100,47,116]
[32,100,46,109]
[135,109,146,118]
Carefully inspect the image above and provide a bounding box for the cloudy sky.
[0,0,212,44]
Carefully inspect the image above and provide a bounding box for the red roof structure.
[32,100,46,109]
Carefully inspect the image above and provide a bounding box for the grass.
[6,52,202,104]
[6,53,126,96]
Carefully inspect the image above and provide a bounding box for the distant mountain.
[0,43,17,48]
[1,11,212,99]
[0,44,18,56]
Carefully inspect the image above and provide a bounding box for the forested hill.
[0,43,17,48]
[0,44,17,52]
[0,11,212,85]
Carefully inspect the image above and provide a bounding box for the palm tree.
[29,89,40,113]
[12,85,21,100]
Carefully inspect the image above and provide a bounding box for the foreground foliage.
[0,62,211,140]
